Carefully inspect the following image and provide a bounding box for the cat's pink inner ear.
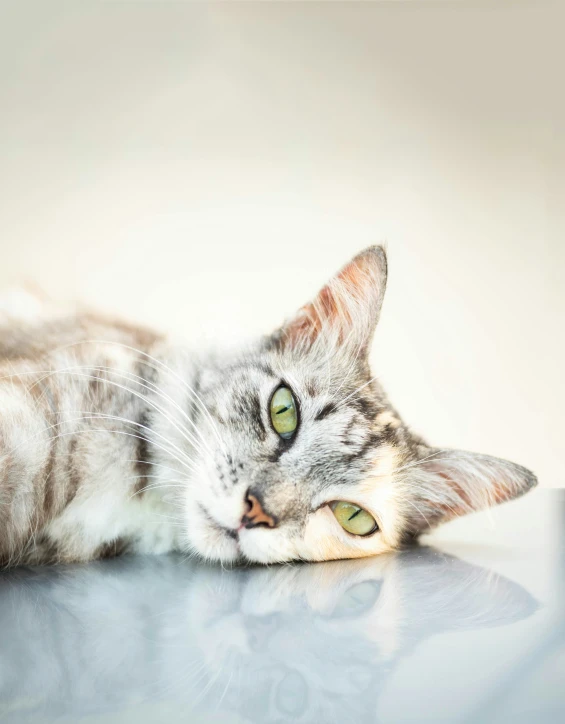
[280,246,387,350]
[432,469,514,520]
[419,450,537,524]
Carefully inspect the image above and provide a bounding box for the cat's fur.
[0,247,536,566]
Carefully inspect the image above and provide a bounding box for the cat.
[0,246,537,566]
[0,550,537,722]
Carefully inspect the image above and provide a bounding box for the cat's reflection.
[0,548,537,723]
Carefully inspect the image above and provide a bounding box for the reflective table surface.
[1,490,563,723]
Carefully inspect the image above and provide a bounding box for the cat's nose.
[242,491,277,529]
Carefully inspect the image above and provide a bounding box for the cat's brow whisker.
[403,499,432,528]
[322,349,334,397]
[335,374,379,408]
[391,450,450,475]
[364,453,453,484]
[328,328,367,403]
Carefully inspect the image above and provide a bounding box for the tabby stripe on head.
[315,403,338,421]
[248,392,267,441]
[251,362,276,378]
[344,432,385,466]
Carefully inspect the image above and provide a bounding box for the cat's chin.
[187,523,296,566]
[189,532,242,566]
[237,528,299,565]
[184,512,243,565]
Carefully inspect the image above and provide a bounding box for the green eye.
[330,501,378,536]
[270,386,298,440]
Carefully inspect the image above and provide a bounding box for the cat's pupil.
[331,502,378,536]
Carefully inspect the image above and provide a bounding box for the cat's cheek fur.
[296,449,405,562]
[298,505,392,562]
[237,452,404,566]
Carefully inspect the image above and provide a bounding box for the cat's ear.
[404,449,537,534]
[273,246,387,354]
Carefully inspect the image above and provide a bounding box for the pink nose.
[241,492,276,529]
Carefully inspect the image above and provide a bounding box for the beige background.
[0,1,563,486]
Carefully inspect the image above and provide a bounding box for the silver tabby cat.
[0,247,536,566]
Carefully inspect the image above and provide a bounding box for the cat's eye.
[270,386,298,440]
[330,501,378,536]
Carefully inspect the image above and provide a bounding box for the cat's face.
[178,247,536,564]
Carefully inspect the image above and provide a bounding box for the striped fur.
[0,248,537,566]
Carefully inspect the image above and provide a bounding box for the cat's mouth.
[197,503,242,552]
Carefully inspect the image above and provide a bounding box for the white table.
[0,489,562,723]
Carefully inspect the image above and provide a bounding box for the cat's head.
[172,246,537,564]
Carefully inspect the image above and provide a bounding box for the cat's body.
[0,312,182,564]
[0,248,537,567]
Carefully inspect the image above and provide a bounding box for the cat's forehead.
[207,346,374,401]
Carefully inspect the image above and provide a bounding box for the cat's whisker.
[72,380,214,473]
[144,521,186,530]
[391,450,451,475]
[89,363,218,458]
[335,373,379,408]
[49,409,201,473]
[126,458,187,477]
[322,347,335,398]
[27,364,216,463]
[11,354,225,454]
[125,474,183,481]
[328,328,367,403]
[213,655,236,712]
[12,423,198,479]
[146,511,186,521]
[128,482,188,500]
[3,362,207,460]
[403,499,433,528]
[189,643,231,707]
[55,339,228,456]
